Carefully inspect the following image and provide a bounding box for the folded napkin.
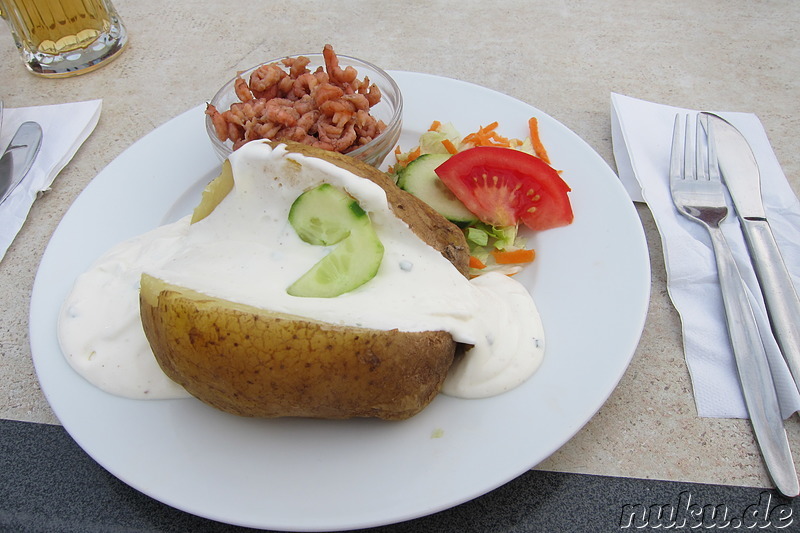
[0,100,102,262]
[611,93,800,419]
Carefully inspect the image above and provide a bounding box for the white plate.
[30,72,650,531]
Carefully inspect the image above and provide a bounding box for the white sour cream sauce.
[58,141,545,401]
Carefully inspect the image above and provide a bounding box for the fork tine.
[669,114,683,182]
[683,114,694,181]
[695,115,708,181]
[693,113,721,183]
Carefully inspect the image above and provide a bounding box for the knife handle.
[708,225,799,497]
[740,218,800,392]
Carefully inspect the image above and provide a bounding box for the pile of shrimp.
[206,45,387,154]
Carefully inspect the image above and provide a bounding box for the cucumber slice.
[397,153,478,224]
[287,224,384,298]
[288,183,363,246]
[287,184,384,298]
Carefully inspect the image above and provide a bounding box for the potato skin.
[141,275,456,420]
[140,143,469,420]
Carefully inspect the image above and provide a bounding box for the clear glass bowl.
[205,53,403,168]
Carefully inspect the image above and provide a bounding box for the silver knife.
[0,121,43,205]
[701,112,800,394]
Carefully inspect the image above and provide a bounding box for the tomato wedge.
[434,146,573,231]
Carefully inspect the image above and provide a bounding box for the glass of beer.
[0,0,127,78]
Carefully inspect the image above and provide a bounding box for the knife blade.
[701,112,800,394]
[0,121,43,205]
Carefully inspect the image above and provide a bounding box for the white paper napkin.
[0,100,102,262]
[611,92,800,419]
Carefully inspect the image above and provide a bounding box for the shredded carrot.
[428,120,442,132]
[491,248,536,265]
[488,132,511,147]
[469,256,487,269]
[462,123,489,145]
[391,146,422,172]
[528,117,551,165]
[441,138,459,155]
[462,121,516,148]
[405,146,422,165]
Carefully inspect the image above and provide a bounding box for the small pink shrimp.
[278,75,295,96]
[205,104,229,141]
[313,67,329,85]
[234,78,254,102]
[293,94,316,116]
[249,63,286,94]
[366,84,382,107]
[265,98,300,126]
[227,122,244,144]
[274,126,315,144]
[317,120,343,144]
[225,99,268,127]
[252,121,283,140]
[319,98,354,118]
[323,44,357,84]
[342,93,370,112]
[355,111,387,143]
[312,139,335,151]
[287,55,311,79]
[333,123,357,152]
[314,83,344,105]
[297,109,320,132]
[292,72,318,98]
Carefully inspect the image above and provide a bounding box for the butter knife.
[701,112,800,394]
[0,121,43,205]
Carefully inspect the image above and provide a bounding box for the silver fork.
[669,113,799,497]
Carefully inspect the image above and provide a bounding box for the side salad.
[388,119,574,277]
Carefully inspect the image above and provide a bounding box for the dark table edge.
[1,418,796,533]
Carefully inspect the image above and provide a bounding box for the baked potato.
[139,141,469,420]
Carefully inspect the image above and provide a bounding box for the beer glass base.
[21,21,128,78]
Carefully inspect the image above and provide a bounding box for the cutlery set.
[669,112,800,497]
